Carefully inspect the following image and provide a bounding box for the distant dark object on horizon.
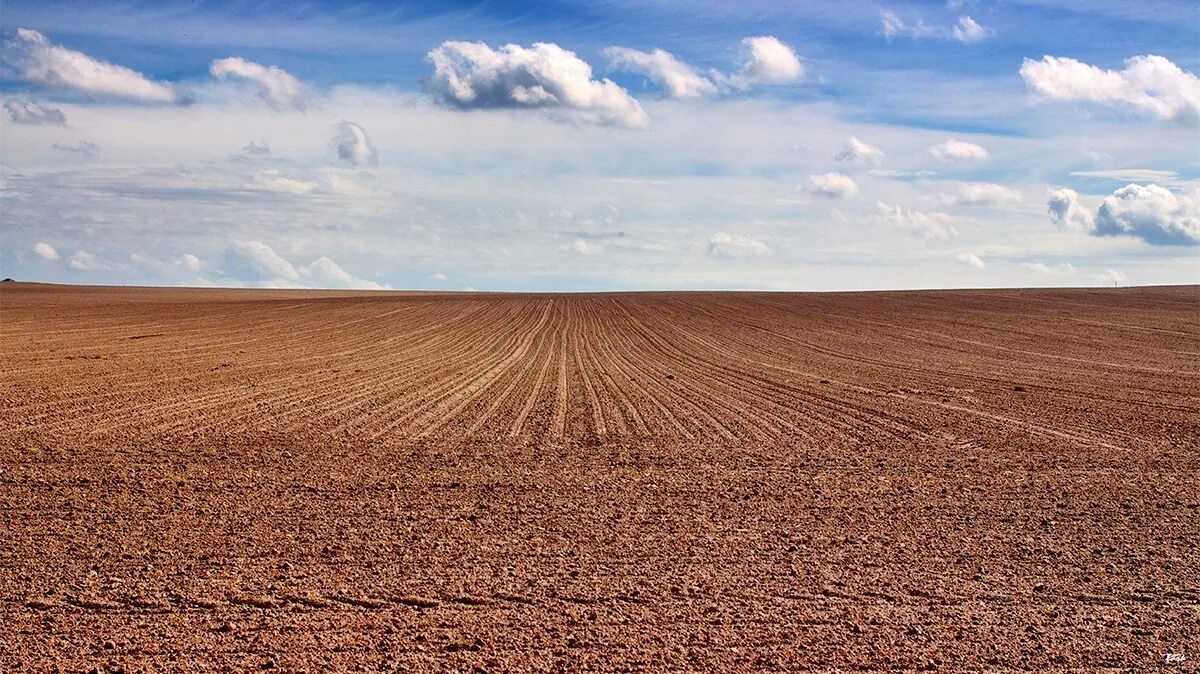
[1,278,15,283]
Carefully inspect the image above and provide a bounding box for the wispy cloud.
[210,57,313,111]
[604,47,716,99]
[3,28,178,102]
[928,139,988,162]
[880,10,991,43]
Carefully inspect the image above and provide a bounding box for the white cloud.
[875,202,958,239]
[1027,260,1128,285]
[68,249,103,271]
[430,272,448,281]
[881,10,907,39]
[707,232,770,258]
[4,84,1194,292]
[1048,188,1095,232]
[1094,183,1199,246]
[956,251,985,268]
[425,41,648,128]
[1020,54,1200,126]
[604,47,716,99]
[805,172,858,199]
[222,241,386,288]
[1051,182,1200,245]
[304,256,388,290]
[950,16,988,43]
[177,253,202,271]
[570,238,602,255]
[1021,261,1076,274]
[253,170,319,195]
[52,141,100,156]
[943,182,1023,206]
[224,240,300,285]
[1070,169,1179,183]
[4,99,65,125]
[881,11,990,43]
[724,36,805,89]
[33,241,58,260]
[3,28,177,103]
[835,136,885,166]
[928,139,988,162]
[1048,183,1199,245]
[210,57,312,112]
[606,37,803,98]
[333,121,377,167]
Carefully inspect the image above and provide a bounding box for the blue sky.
[1,0,1197,290]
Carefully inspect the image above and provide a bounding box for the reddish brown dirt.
[1,282,1197,672]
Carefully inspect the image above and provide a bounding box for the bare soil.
[1,282,1197,672]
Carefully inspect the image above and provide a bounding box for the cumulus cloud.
[1094,183,1199,245]
[304,256,388,290]
[177,253,202,272]
[1047,188,1095,232]
[425,40,648,128]
[210,57,312,112]
[881,11,990,43]
[1020,54,1200,126]
[3,28,177,103]
[224,240,300,285]
[804,172,858,199]
[33,241,58,260]
[68,249,103,271]
[956,252,985,268]
[604,47,716,99]
[723,36,805,89]
[334,121,377,167]
[4,99,65,125]
[928,139,988,162]
[875,202,958,239]
[943,182,1023,206]
[835,136,885,166]
[707,232,770,258]
[223,241,386,288]
[52,141,99,156]
[1048,184,1199,245]
[1096,269,1127,285]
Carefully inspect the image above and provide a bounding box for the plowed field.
[1,282,1197,672]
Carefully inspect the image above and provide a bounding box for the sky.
[0,0,1197,291]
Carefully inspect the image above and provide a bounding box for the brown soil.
[1,282,1197,672]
